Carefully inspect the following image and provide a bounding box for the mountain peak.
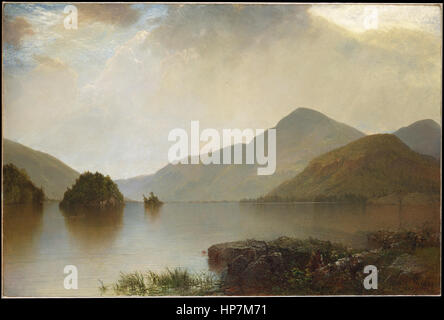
[404,119,441,130]
[292,107,325,115]
[275,107,331,129]
[394,119,441,159]
[285,107,329,119]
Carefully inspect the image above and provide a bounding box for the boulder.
[242,255,273,288]
[208,239,267,270]
[225,255,250,285]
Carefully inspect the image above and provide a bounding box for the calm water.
[3,201,440,297]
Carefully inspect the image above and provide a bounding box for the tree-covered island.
[60,171,124,209]
[143,192,163,208]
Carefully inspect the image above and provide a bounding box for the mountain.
[115,174,154,201]
[116,108,365,201]
[3,139,80,200]
[264,134,440,202]
[394,119,441,159]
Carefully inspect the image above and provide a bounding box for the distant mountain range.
[116,108,365,201]
[3,108,441,203]
[264,134,440,202]
[394,119,441,160]
[3,139,79,200]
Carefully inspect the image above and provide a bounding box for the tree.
[3,163,44,204]
[60,171,124,209]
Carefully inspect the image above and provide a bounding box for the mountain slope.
[394,119,441,159]
[117,108,365,201]
[3,139,80,200]
[264,134,440,202]
[115,174,154,201]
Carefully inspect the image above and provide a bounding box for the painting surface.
[2,3,442,297]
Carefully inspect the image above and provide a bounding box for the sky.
[2,4,442,179]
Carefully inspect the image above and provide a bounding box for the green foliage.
[285,268,313,293]
[60,171,124,208]
[103,268,219,296]
[3,163,45,205]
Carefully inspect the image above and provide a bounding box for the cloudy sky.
[2,4,442,179]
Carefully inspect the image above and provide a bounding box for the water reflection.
[3,203,44,257]
[144,204,162,223]
[2,201,440,297]
[237,202,441,248]
[61,206,124,251]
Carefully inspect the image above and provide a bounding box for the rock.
[388,254,426,282]
[208,239,266,270]
[224,251,285,290]
[226,255,250,285]
[268,237,326,270]
[268,252,285,274]
[242,255,273,288]
[209,236,353,292]
[209,230,439,294]
[314,249,380,283]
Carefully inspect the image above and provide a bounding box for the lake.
[3,201,440,297]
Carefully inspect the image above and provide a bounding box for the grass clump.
[100,268,220,296]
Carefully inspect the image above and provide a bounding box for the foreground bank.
[208,228,440,295]
[100,228,440,296]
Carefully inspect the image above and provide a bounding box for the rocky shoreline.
[208,229,440,295]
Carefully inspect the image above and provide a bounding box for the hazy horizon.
[3,109,441,180]
[3,4,442,179]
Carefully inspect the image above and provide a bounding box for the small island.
[60,171,124,209]
[143,192,163,208]
[3,163,44,205]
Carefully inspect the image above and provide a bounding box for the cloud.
[309,4,442,36]
[136,4,441,131]
[77,4,142,27]
[147,5,310,53]
[3,4,442,178]
[3,55,79,145]
[2,16,34,48]
[33,54,72,69]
